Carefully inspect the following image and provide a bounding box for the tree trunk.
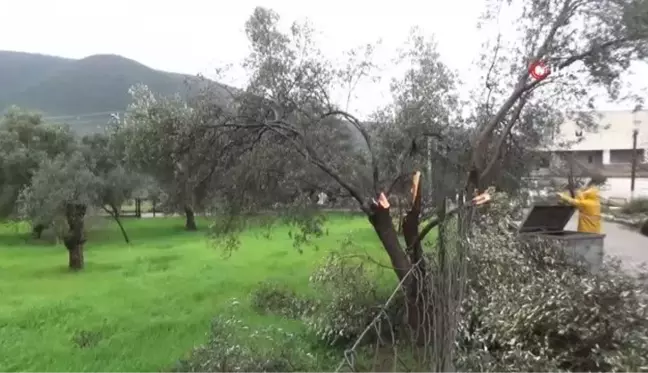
[135,198,142,218]
[367,198,433,345]
[368,206,411,280]
[115,216,130,243]
[640,219,648,237]
[63,203,86,271]
[401,176,433,345]
[184,205,197,231]
[104,205,130,243]
[32,224,45,239]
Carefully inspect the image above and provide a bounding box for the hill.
[0,51,225,134]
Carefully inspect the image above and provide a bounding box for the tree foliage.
[81,132,142,242]
[458,195,648,372]
[18,152,100,228]
[473,0,648,188]
[120,84,227,230]
[0,107,75,220]
[0,107,141,268]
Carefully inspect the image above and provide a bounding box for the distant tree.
[119,84,215,230]
[0,107,75,236]
[133,175,166,215]
[81,132,142,243]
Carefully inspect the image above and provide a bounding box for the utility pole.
[427,136,433,197]
[630,128,639,198]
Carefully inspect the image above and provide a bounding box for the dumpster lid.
[518,204,576,233]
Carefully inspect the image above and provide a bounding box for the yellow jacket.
[558,187,602,233]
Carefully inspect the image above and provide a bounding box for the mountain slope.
[0,51,73,105]
[0,51,225,133]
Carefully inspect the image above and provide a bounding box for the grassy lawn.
[0,214,389,372]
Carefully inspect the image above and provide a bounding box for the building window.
[588,155,593,164]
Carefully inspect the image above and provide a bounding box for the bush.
[250,280,314,319]
[641,219,648,237]
[305,250,404,346]
[456,196,648,372]
[174,314,327,372]
[621,197,648,215]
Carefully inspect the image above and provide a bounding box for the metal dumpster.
[518,204,605,272]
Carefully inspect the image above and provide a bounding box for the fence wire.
[335,207,474,372]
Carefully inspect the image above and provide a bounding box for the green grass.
[0,214,389,372]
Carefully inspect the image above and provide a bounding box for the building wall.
[552,150,603,166]
[575,150,603,166]
[609,149,645,164]
[528,176,648,201]
[544,110,648,152]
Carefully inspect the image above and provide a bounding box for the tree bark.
[368,205,411,280]
[184,205,197,231]
[32,224,45,239]
[63,203,86,271]
[367,191,433,345]
[103,205,130,243]
[401,174,432,345]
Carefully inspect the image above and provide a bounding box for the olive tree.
[189,9,471,348]
[120,85,214,231]
[0,107,75,236]
[18,152,100,270]
[81,133,142,243]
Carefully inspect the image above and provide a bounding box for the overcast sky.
[2,0,647,118]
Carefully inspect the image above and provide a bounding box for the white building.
[542,110,648,167]
[536,110,648,200]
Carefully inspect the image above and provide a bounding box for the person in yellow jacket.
[557,183,602,234]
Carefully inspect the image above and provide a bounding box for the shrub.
[456,196,648,372]
[305,249,404,346]
[621,197,648,215]
[641,219,648,237]
[174,315,326,372]
[250,280,314,319]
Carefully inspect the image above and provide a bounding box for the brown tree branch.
[472,0,576,181]
[385,131,444,196]
[402,172,423,265]
[264,124,371,214]
[556,36,636,70]
[322,110,380,195]
[479,93,530,181]
[202,109,372,213]
[484,33,503,116]
[407,190,491,254]
[368,202,411,279]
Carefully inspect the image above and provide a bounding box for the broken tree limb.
[409,190,493,252]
